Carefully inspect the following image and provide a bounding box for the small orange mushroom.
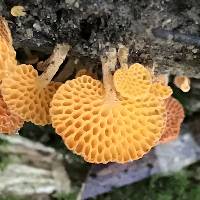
[159,97,184,144]
[0,94,23,134]
[2,64,62,125]
[113,63,152,99]
[0,17,70,125]
[1,43,70,125]
[50,50,170,164]
[174,75,190,92]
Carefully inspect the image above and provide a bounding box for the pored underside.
[50,75,167,163]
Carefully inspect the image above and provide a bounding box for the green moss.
[53,191,78,200]
[0,195,25,200]
[0,137,8,146]
[187,186,200,200]
[0,153,10,171]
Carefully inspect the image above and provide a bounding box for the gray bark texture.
[1,0,200,77]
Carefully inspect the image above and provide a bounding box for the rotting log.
[0,134,71,199]
[1,0,200,78]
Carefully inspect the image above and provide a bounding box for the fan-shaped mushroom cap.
[160,97,184,144]
[1,64,61,125]
[50,75,167,164]
[0,95,23,134]
[113,63,152,99]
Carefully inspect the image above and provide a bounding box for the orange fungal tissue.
[0,17,17,80]
[0,18,69,126]
[0,17,183,162]
[149,82,172,100]
[50,50,172,164]
[1,45,69,126]
[0,95,24,134]
[174,75,190,92]
[113,63,152,99]
[160,97,184,144]
[2,64,62,125]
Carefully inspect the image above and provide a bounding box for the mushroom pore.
[1,44,70,125]
[50,52,169,164]
[160,97,184,144]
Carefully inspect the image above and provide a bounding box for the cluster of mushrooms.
[0,17,184,164]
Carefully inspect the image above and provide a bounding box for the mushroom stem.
[118,44,129,69]
[38,43,70,87]
[101,50,118,102]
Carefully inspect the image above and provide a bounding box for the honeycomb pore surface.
[160,97,184,143]
[2,64,61,125]
[50,75,167,164]
[113,63,152,99]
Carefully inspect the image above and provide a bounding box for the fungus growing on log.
[174,75,190,92]
[0,95,23,134]
[113,63,152,99]
[160,97,185,144]
[1,43,70,125]
[50,50,171,164]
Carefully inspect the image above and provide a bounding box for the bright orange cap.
[1,64,61,125]
[113,63,152,99]
[50,75,167,164]
[160,97,184,144]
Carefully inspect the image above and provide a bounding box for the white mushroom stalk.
[38,43,70,88]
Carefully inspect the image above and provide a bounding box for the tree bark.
[1,0,200,77]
